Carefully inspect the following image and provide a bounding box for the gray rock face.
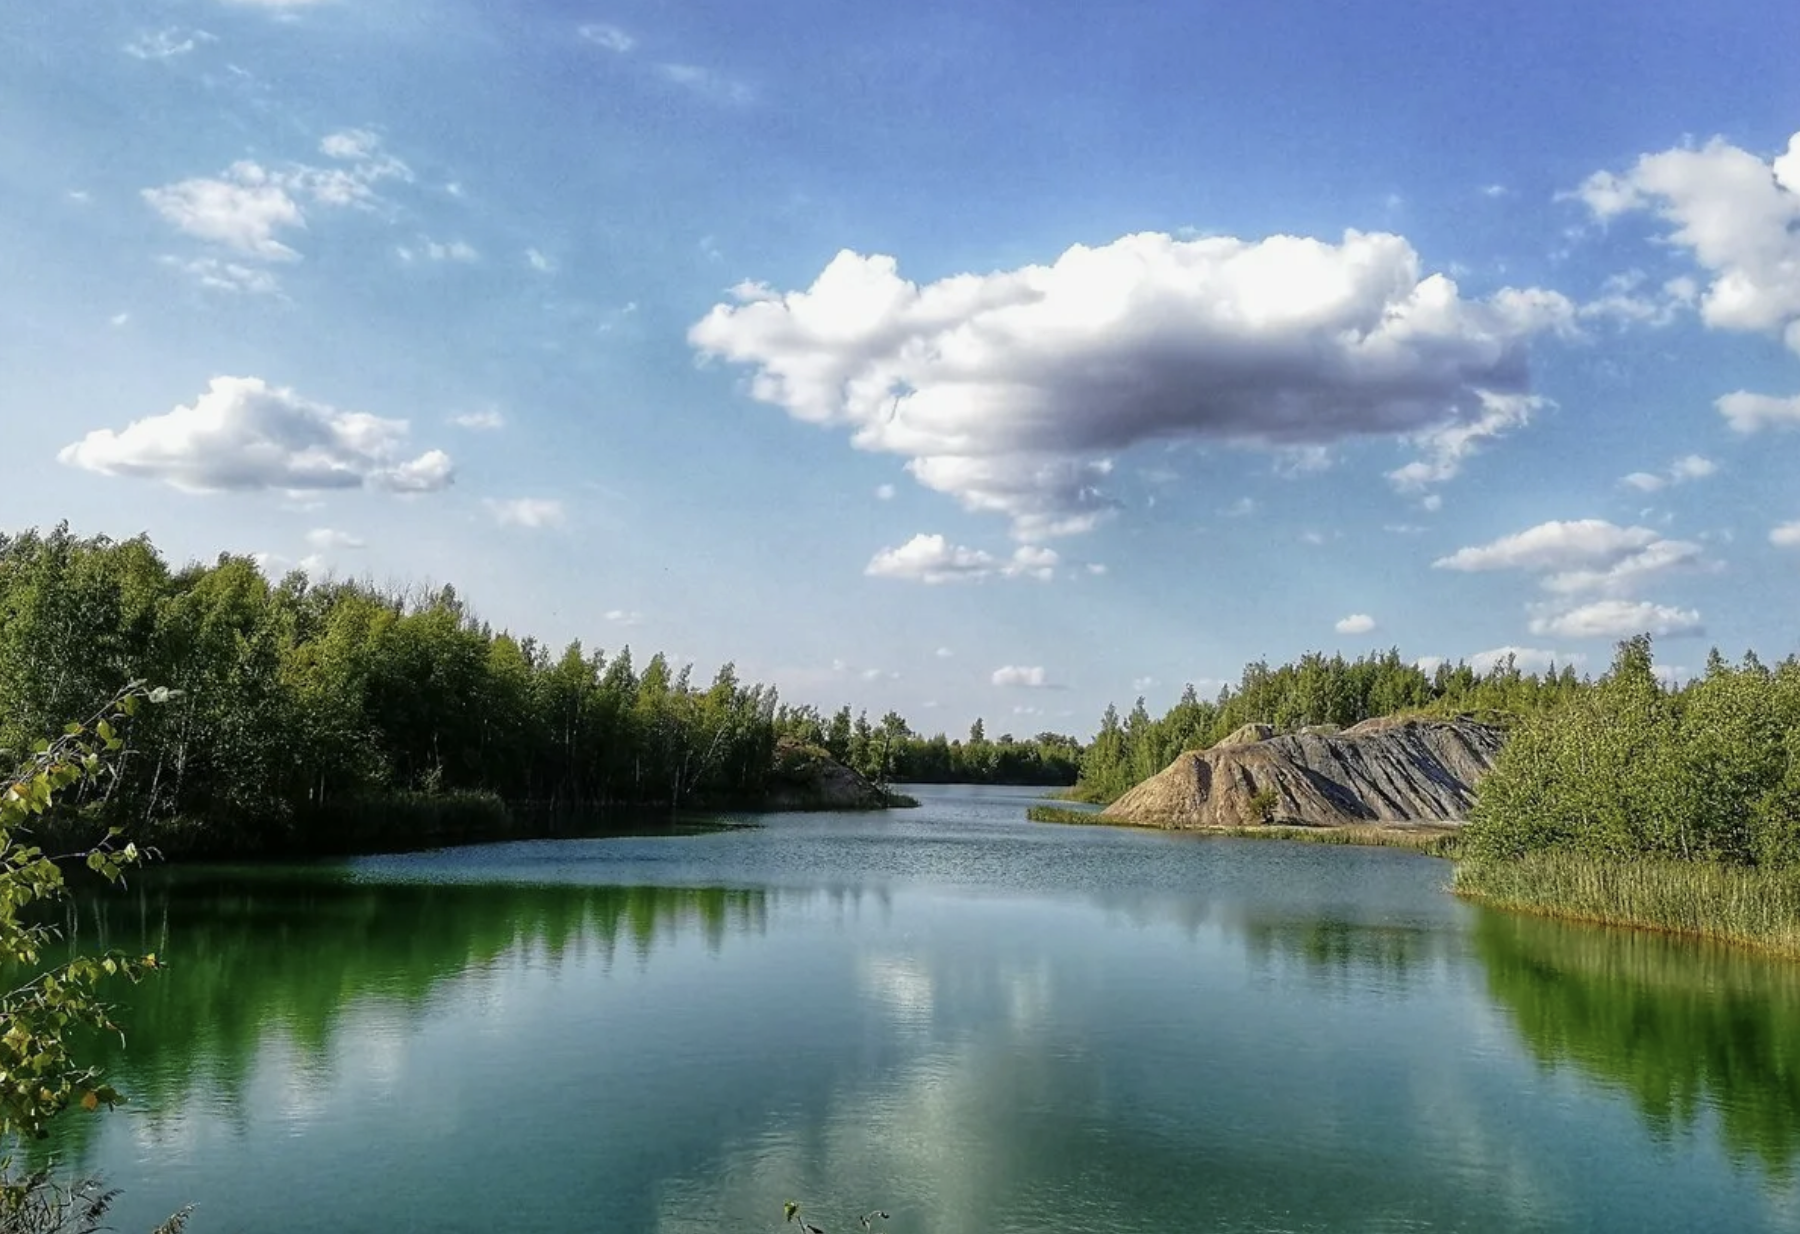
[1100,716,1505,829]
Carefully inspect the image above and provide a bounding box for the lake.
[44,785,1800,1232]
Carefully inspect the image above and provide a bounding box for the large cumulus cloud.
[690,230,1569,537]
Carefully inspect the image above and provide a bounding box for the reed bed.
[1453,853,1800,957]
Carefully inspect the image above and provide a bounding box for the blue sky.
[6,0,1800,736]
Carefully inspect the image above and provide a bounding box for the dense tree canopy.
[0,527,1081,852]
[1466,638,1800,869]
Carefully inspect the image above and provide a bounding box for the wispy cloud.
[578,23,635,53]
[865,534,1057,584]
[659,63,754,105]
[485,498,566,528]
[451,409,506,431]
[304,527,365,551]
[991,665,1057,689]
[126,28,214,61]
[160,255,282,295]
[1619,454,1717,492]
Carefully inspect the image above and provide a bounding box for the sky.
[5,0,1800,738]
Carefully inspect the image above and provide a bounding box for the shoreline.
[1452,855,1800,959]
[1026,805,1460,853]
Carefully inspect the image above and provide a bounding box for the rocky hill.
[1100,716,1505,829]
[759,737,900,810]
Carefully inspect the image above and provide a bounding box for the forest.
[1069,646,1589,801]
[0,526,1079,854]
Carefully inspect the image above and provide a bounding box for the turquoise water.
[43,785,1800,1231]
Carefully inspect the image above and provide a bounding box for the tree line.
[1465,637,1800,869]
[0,526,1075,853]
[1072,648,1589,801]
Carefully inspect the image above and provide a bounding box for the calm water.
[44,786,1800,1232]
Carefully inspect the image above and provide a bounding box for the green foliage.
[1245,787,1281,826]
[1,687,169,1147]
[0,1168,189,1233]
[1,687,189,1231]
[1453,853,1800,955]
[1464,637,1800,870]
[1071,649,1583,802]
[791,708,1081,788]
[0,528,859,850]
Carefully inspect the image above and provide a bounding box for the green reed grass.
[1453,853,1800,957]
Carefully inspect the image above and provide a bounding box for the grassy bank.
[1028,805,1458,854]
[1453,853,1800,957]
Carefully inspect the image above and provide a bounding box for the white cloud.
[934,647,953,658]
[109,313,130,327]
[1085,562,1107,575]
[1575,269,1694,328]
[1668,454,1718,482]
[1619,454,1716,492]
[603,609,643,626]
[484,498,566,528]
[1468,646,1583,674]
[1771,522,1800,548]
[1334,613,1376,635]
[875,483,896,500]
[143,162,304,259]
[399,238,478,263]
[864,534,1059,584]
[578,23,634,52]
[659,63,753,104]
[1434,519,1703,595]
[1387,391,1544,494]
[1572,132,1800,351]
[1414,655,1447,674]
[991,665,1054,688]
[160,255,281,295]
[304,527,364,550]
[451,409,506,430]
[126,29,212,60]
[525,248,553,273]
[691,230,1569,539]
[143,133,411,260]
[59,376,454,495]
[1528,600,1704,640]
[1131,675,1157,692]
[1717,391,1800,433]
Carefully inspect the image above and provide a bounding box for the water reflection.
[48,874,770,1159]
[33,821,1800,1233]
[1474,908,1800,1177]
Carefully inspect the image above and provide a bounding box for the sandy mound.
[1101,716,1504,829]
